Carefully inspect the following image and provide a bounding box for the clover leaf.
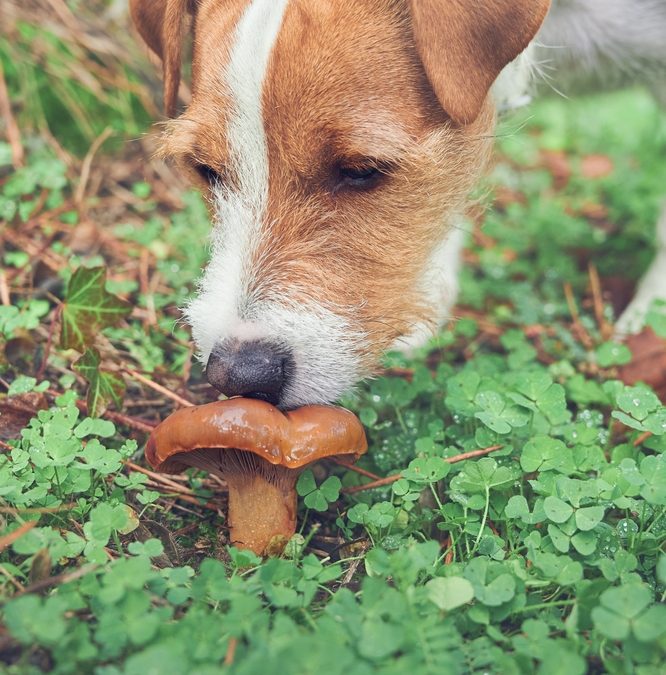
[592,584,666,642]
[297,470,341,512]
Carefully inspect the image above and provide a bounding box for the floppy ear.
[130,0,194,116]
[408,0,550,124]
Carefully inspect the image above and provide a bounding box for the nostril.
[205,339,292,406]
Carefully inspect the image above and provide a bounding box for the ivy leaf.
[60,266,131,351]
[73,348,125,417]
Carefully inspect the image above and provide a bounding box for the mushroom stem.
[226,473,297,556]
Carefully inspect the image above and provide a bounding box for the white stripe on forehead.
[200,0,290,326]
[226,0,290,196]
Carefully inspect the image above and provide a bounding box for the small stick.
[588,263,613,340]
[0,504,75,514]
[330,458,381,481]
[633,431,653,447]
[563,282,594,349]
[124,369,195,409]
[124,460,197,494]
[0,270,10,306]
[224,638,238,666]
[0,563,25,592]
[0,520,38,553]
[11,564,98,598]
[74,127,113,205]
[342,445,504,495]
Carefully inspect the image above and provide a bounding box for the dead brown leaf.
[618,328,666,400]
[581,154,614,179]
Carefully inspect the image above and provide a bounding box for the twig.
[342,445,504,494]
[0,60,24,167]
[329,458,381,481]
[563,282,594,349]
[224,638,238,666]
[340,557,362,587]
[74,127,113,205]
[103,410,156,434]
[124,460,194,493]
[588,263,613,340]
[0,564,25,592]
[633,431,653,447]
[49,389,156,434]
[0,504,75,514]
[124,369,195,409]
[0,270,10,306]
[11,564,98,598]
[0,520,38,553]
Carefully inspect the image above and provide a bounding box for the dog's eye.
[338,164,381,189]
[193,163,222,185]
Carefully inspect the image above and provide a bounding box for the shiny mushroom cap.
[145,398,367,473]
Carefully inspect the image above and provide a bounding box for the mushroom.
[145,398,367,556]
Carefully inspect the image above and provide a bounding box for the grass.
[1,4,666,674]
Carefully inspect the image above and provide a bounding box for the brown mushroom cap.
[144,398,367,556]
[145,398,367,473]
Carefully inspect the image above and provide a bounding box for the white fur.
[184,0,366,406]
[392,221,467,352]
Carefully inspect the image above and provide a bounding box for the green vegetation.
[1,5,665,673]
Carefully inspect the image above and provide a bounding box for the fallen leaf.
[581,154,614,179]
[540,149,571,189]
[619,328,666,400]
[0,392,49,440]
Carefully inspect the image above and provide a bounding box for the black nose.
[205,339,293,406]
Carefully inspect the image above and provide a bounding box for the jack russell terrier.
[130,0,666,409]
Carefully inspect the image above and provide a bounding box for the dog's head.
[131,0,549,407]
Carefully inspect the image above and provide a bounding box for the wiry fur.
[132,0,666,407]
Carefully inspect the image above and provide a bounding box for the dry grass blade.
[0,520,38,553]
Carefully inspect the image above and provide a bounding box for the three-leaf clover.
[296,470,341,512]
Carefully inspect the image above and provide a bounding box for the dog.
[130,0,666,409]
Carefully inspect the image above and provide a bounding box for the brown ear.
[130,0,193,116]
[408,0,550,125]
